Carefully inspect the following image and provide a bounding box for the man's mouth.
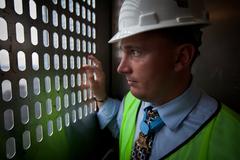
[127,79,137,86]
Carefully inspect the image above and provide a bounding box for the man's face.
[117,31,178,103]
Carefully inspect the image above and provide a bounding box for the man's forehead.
[119,41,143,50]
[119,31,171,48]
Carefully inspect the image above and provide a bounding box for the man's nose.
[117,56,131,74]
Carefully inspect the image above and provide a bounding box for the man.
[84,0,240,159]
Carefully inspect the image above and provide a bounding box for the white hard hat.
[109,0,209,43]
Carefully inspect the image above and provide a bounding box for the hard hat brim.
[108,20,209,44]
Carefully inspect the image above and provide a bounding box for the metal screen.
[0,0,98,159]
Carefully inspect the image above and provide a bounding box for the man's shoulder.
[217,103,240,124]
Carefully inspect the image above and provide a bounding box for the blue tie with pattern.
[132,106,164,160]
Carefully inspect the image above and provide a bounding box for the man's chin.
[130,88,145,99]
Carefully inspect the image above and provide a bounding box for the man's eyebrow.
[119,45,142,50]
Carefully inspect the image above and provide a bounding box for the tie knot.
[140,106,164,135]
[144,106,159,120]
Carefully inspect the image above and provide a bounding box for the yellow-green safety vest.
[119,92,240,160]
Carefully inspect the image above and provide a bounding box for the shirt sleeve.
[97,97,122,138]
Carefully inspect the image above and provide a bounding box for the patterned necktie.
[132,106,164,160]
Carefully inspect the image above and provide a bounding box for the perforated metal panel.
[0,0,99,159]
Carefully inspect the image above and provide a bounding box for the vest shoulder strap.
[119,92,140,160]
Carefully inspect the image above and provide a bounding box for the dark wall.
[193,0,240,113]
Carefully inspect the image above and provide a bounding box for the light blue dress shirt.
[97,82,218,159]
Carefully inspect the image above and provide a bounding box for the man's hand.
[81,55,107,107]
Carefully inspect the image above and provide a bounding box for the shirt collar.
[143,82,202,131]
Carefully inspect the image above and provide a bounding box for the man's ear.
[174,44,195,72]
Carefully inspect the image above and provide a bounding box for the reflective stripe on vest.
[120,92,240,160]
[120,92,141,160]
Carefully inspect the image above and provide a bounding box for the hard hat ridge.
[109,0,209,43]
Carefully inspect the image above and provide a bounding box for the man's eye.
[131,50,141,57]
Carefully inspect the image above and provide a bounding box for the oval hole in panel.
[4,109,14,131]
[53,32,59,49]
[89,102,93,113]
[92,12,96,24]
[52,10,58,27]
[0,49,10,72]
[65,112,70,127]
[77,90,82,103]
[82,23,86,36]
[92,0,96,8]
[72,110,76,123]
[33,77,40,95]
[14,0,23,15]
[16,22,25,43]
[87,25,91,38]
[63,74,68,89]
[84,104,88,117]
[55,75,60,91]
[6,137,16,159]
[36,125,43,142]
[69,17,74,32]
[87,9,91,22]
[43,30,49,47]
[87,0,91,6]
[47,120,53,136]
[82,40,86,53]
[52,0,57,5]
[64,94,69,108]
[54,54,59,70]
[31,26,38,45]
[20,105,29,124]
[75,2,80,16]
[88,88,92,99]
[92,42,96,54]
[56,116,62,131]
[22,130,31,150]
[32,52,39,71]
[69,0,73,13]
[42,5,48,23]
[92,27,96,39]
[29,0,37,19]
[62,35,67,50]
[61,0,66,9]
[88,41,92,53]
[77,56,81,69]
[2,80,12,102]
[76,21,80,34]
[0,0,6,9]
[82,73,87,86]
[44,53,50,70]
[0,17,8,41]
[19,78,28,98]
[34,101,42,119]
[17,51,26,71]
[62,55,67,70]
[77,73,81,86]
[83,88,87,101]
[44,76,51,93]
[71,74,75,88]
[61,14,66,30]
[78,107,82,120]
[69,37,74,51]
[82,56,86,66]
[71,92,76,105]
[70,56,74,69]
[46,98,52,115]
[76,39,81,52]
[56,96,61,111]
[82,6,86,19]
